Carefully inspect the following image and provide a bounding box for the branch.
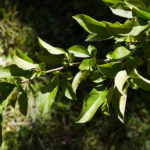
[22,58,110,83]
[46,62,81,74]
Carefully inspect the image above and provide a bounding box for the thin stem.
[45,62,81,74]
[22,58,110,83]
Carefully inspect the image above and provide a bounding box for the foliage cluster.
[0,0,150,149]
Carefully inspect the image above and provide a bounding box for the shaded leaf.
[0,82,15,113]
[90,70,105,83]
[18,90,28,116]
[37,50,65,66]
[98,62,123,78]
[61,80,76,100]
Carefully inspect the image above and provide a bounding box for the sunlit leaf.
[39,76,59,115]
[73,14,107,34]
[115,70,129,94]
[68,45,90,58]
[132,7,150,20]
[15,49,34,63]
[130,69,150,91]
[38,37,66,55]
[79,59,91,71]
[72,71,89,93]
[0,65,32,78]
[110,7,133,18]
[76,87,108,123]
[118,85,128,123]
[87,45,97,57]
[111,46,131,60]
[12,50,38,70]
[125,0,147,11]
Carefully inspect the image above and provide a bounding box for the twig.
[22,58,110,84]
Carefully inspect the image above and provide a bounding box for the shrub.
[0,0,150,145]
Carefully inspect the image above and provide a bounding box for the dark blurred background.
[0,0,150,150]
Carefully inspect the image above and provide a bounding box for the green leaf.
[102,84,115,116]
[130,69,150,91]
[79,59,91,71]
[106,19,149,36]
[89,70,105,83]
[107,84,115,105]
[61,80,76,100]
[13,55,38,70]
[115,70,129,94]
[118,85,128,123]
[0,65,32,78]
[38,37,66,55]
[73,14,108,34]
[12,50,38,70]
[111,46,131,60]
[125,0,147,11]
[15,49,34,63]
[106,19,134,35]
[76,87,108,123]
[37,51,65,66]
[110,7,133,18]
[126,24,149,36]
[87,45,97,57]
[68,45,90,58]
[132,7,150,20]
[86,33,113,41]
[110,88,123,122]
[0,82,15,113]
[102,0,124,5]
[98,62,123,78]
[0,67,11,78]
[39,76,59,115]
[72,71,89,93]
[73,14,114,41]
[18,90,28,116]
